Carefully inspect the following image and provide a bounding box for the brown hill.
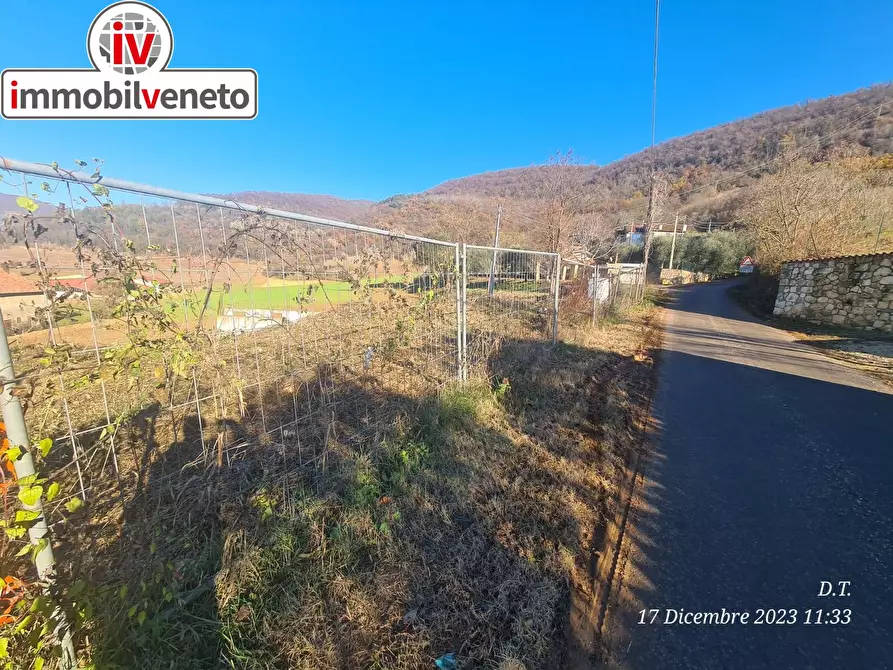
[366,83,893,248]
[214,191,375,223]
[427,83,893,202]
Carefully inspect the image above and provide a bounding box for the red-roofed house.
[53,274,99,296]
[0,269,45,333]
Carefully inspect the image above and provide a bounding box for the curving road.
[604,280,893,669]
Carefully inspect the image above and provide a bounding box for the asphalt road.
[605,280,893,670]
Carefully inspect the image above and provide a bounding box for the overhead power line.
[642,0,662,285]
[672,101,889,201]
[649,0,661,163]
[616,99,889,223]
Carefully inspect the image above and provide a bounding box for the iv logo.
[2,1,257,120]
[89,2,171,75]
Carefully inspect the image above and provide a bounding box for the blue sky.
[1,0,891,201]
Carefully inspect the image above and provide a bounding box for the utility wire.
[617,99,888,223]
[650,0,660,163]
[642,0,662,282]
[666,101,889,201]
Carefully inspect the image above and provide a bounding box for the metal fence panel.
[462,245,558,378]
[0,160,647,665]
[0,168,461,518]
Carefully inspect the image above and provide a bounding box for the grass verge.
[10,302,661,669]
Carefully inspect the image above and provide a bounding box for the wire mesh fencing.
[461,244,559,379]
[560,261,602,325]
[0,164,465,530]
[0,160,647,648]
[555,261,647,330]
[607,263,647,307]
[0,162,648,510]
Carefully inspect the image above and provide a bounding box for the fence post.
[592,265,599,325]
[552,255,561,345]
[0,309,76,669]
[454,243,463,381]
[639,266,646,302]
[463,245,469,381]
[487,205,502,296]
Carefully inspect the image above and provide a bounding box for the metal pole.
[642,0,661,290]
[552,255,561,345]
[638,268,646,302]
[0,309,76,668]
[668,212,679,270]
[875,214,886,253]
[487,205,502,296]
[454,244,463,381]
[461,244,468,381]
[591,265,599,325]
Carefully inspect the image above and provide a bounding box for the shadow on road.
[601,283,893,669]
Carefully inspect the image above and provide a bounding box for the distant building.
[616,224,646,245]
[0,269,45,333]
[650,222,688,238]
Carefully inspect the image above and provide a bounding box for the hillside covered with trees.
[373,83,893,265]
[3,83,892,266]
[428,84,893,199]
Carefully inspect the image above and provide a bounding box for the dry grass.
[729,277,893,387]
[784,329,893,387]
[198,306,658,669]
[6,272,659,668]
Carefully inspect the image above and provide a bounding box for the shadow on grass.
[46,323,654,669]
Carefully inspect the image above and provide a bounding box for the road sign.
[739,256,755,274]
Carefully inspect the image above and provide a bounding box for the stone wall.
[660,268,711,285]
[773,253,893,332]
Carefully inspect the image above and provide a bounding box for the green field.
[168,275,414,319]
[46,274,545,331]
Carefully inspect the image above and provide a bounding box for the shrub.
[651,230,754,275]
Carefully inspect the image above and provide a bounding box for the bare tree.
[743,136,883,270]
[535,150,595,254]
[573,209,623,260]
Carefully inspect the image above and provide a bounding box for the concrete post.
[0,309,76,668]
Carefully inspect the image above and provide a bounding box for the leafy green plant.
[494,377,511,400]
[0,431,86,670]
